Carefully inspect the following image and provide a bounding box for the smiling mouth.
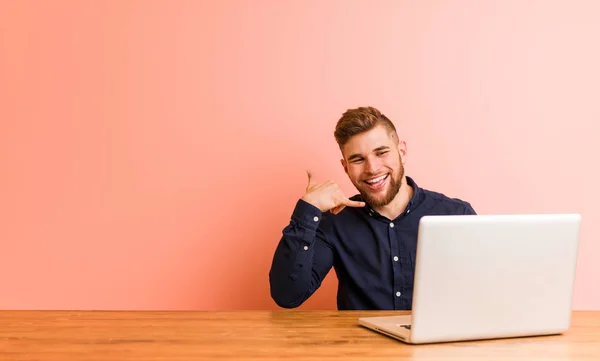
[363,174,389,189]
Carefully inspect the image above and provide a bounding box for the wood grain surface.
[1,310,599,360]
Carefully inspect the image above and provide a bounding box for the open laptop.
[359,213,581,344]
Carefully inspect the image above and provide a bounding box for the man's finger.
[331,204,346,214]
[306,170,315,190]
[343,198,366,208]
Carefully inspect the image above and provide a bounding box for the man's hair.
[334,106,398,147]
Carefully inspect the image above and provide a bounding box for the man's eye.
[351,159,364,164]
[377,151,389,156]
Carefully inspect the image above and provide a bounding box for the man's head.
[334,106,407,208]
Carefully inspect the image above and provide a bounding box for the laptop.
[359,213,581,344]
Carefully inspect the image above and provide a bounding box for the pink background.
[1,1,598,310]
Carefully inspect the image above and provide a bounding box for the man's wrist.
[300,195,322,212]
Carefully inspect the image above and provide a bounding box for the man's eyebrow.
[347,153,363,162]
[373,146,390,152]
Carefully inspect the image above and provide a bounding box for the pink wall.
[1,1,598,310]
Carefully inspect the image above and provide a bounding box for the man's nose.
[365,157,381,174]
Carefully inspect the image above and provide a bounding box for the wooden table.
[1,310,599,360]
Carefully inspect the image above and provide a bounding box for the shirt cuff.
[292,199,323,230]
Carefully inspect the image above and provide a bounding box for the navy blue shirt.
[269,176,476,310]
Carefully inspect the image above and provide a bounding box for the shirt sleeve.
[269,199,335,308]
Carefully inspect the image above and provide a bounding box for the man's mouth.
[363,174,389,190]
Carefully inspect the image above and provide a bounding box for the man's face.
[341,125,406,207]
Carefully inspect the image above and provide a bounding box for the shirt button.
[313,216,319,222]
[393,256,399,262]
[390,223,394,228]
[303,246,308,251]
[396,291,401,297]
[406,209,410,214]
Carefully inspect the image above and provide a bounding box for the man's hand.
[301,170,365,215]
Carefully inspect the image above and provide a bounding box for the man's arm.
[269,171,365,308]
[269,200,334,308]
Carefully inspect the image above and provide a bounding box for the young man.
[269,106,476,310]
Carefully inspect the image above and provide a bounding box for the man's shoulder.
[419,187,475,214]
[421,187,469,205]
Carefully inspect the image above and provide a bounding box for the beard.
[356,162,404,208]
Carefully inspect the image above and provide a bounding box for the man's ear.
[341,158,348,175]
[397,140,408,165]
